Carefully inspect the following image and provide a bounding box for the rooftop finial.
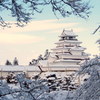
[71,29,73,32]
[61,28,65,35]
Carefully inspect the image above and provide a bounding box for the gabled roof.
[60,29,77,37]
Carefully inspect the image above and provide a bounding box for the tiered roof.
[59,29,78,37]
[50,29,89,64]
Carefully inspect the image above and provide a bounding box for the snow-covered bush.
[0,73,49,100]
[0,80,20,100]
[14,73,50,100]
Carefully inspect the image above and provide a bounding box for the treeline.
[5,57,18,65]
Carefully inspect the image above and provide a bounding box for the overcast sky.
[0,0,100,65]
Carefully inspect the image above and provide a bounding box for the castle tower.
[48,29,89,71]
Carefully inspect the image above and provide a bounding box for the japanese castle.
[39,29,89,71]
[0,29,90,78]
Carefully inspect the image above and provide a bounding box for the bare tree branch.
[93,25,100,34]
[0,0,91,27]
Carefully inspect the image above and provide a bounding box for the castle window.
[69,36,73,40]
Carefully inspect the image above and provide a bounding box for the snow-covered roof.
[55,40,82,44]
[71,46,86,51]
[60,29,77,37]
[52,46,85,49]
[0,65,40,72]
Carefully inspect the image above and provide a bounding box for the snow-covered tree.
[43,49,50,60]
[74,56,100,100]
[0,0,91,27]
[13,57,19,65]
[37,55,43,60]
[5,60,12,65]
